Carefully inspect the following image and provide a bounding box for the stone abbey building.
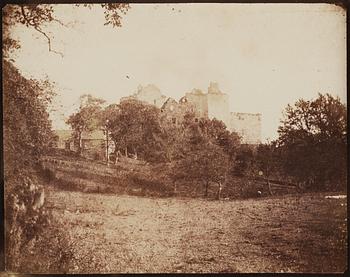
[121,82,262,144]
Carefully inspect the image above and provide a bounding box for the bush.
[6,172,50,270]
[40,166,56,183]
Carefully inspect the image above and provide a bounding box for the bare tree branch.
[4,4,129,58]
[20,5,63,57]
[33,26,63,57]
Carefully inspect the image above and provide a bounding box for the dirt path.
[45,187,347,273]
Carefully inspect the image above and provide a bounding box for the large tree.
[277,93,347,190]
[171,141,229,198]
[170,115,234,197]
[198,117,240,160]
[66,94,105,153]
[105,100,166,162]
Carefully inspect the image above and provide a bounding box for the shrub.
[5,173,50,270]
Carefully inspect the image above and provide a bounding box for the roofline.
[231,112,262,116]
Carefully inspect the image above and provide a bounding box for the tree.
[2,3,129,270]
[3,4,130,58]
[3,59,56,175]
[66,94,105,154]
[255,142,281,195]
[171,142,229,198]
[106,100,166,162]
[170,115,233,197]
[3,59,55,270]
[233,145,255,177]
[277,93,347,190]
[198,118,240,159]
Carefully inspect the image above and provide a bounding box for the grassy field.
[32,154,347,273]
[39,185,347,273]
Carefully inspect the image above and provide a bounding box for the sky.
[9,3,346,141]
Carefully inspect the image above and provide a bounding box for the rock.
[175,263,185,269]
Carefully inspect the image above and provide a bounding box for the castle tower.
[120,84,168,108]
[206,82,230,127]
[184,88,208,118]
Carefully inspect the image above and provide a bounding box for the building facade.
[121,82,262,144]
[120,84,168,109]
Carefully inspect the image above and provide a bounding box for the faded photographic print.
[2,3,347,274]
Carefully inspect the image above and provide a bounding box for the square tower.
[207,82,230,128]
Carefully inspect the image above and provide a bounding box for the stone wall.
[230,112,262,144]
[120,84,168,108]
[207,83,230,127]
[185,89,208,118]
[160,97,194,126]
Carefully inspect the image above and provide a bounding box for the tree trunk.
[125,147,128,157]
[267,178,273,196]
[217,182,222,200]
[115,149,121,164]
[205,181,209,197]
[78,132,82,155]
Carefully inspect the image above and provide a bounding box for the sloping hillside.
[41,154,298,199]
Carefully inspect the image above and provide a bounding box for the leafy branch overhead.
[3,4,130,57]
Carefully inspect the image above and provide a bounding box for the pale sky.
[9,3,346,141]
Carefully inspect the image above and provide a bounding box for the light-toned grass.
[44,186,347,273]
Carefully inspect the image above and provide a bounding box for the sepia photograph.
[2,2,347,274]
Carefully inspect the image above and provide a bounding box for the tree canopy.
[3,4,130,58]
[277,93,347,189]
[105,100,166,162]
[170,113,238,196]
[3,59,56,176]
[66,94,105,153]
[3,59,55,269]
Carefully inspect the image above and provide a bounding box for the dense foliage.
[67,92,347,195]
[277,93,347,190]
[66,94,105,153]
[2,3,130,272]
[104,100,167,163]
[3,60,55,269]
